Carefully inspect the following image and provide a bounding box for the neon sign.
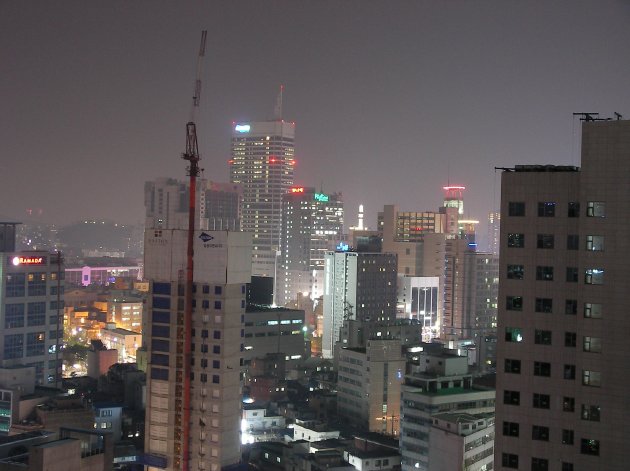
[234,124,250,133]
[291,187,304,193]
[314,193,329,202]
[12,256,46,266]
[336,242,349,252]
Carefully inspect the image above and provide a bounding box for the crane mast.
[181,30,207,471]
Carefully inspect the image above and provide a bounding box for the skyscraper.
[230,121,295,278]
[278,186,343,306]
[495,119,630,470]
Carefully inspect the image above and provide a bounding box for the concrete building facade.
[495,120,630,471]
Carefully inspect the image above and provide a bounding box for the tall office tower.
[145,178,242,232]
[143,226,252,469]
[337,339,405,436]
[322,250,397,358]
[400,347,495,471]
[487,211,501,255]
[278,186,344,306]
[462,252,499,339]
[495,119,630,471]
[230,121,295,277]
[0,222,63,386]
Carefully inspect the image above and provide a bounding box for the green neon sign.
[314,193,329,202]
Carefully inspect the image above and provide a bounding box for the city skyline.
[2,1,630,241]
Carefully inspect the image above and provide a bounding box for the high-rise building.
[0,222,63,386]
[142,215,252,469]
[495,119,630,471]
[278,186,343,306]
[322,250,397,358]
[230,121,295,277]
[487,211,500,255]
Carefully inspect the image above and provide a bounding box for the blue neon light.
[234,124,251,133]
[336,242,349,252]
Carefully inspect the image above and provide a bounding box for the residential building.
[279,186,343,306]
[100,327,141,363]
[495,119,630,471]
[230,120,295,277]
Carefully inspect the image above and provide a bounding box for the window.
[585,268,604,285]
[506,296,523,311]
[538,202,555,217]
[565,299,577,315]
[508,202,525,216]
[3,334,24,359]
[505,327,523,343]
[26,332,45,357]
[508,233,525,248]
[212,375,220,384]
[567,234,579,250]
[533,393,550,409]
[583,336,602,353]
[214,286,222,295]
[507,265,524,280]
[202,300,210,309]
[504,390,520,405]
[503,421,519,436]
[5,274,25,297]
[534,330,552,345]
[535,298,553,313]
[537,234,554,249]
[202,284,210,294]
[213,345,220,354]
[213,330,221,340]
[536,266,554,281]
[27,272,46,296]
[565,332,576,347]
[214,301,221,310]
[532,425,549,441]
[150,367,169,381]
[531,457,549,471]
[534,362,551,377]
[581,404,601,422]
[562,463,574,471]
[568,202,580,217]
[580,438,600,456]
[5,304,25,329]
[505,359,521,374]
[213,360,220,369]
[584,302,602,318]
[566,267,578,282]
[562,429,574,445]
[582,370,601,387]
[586,201,605,217]
[502,453,518,468]
[563,397,575,412]
[586,235,604,251]
[564,364,576,380]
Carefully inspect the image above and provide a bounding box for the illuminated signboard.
[314,193,329,202]
[234,124,251,133]
[336,242,349,252]
[291,187,305,193]
[11,256,46,266]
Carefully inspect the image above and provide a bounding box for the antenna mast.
[182,30,207,471]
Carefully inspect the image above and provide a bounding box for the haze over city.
[2,1,630,238]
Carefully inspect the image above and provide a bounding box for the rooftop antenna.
[274,84,284,121]
[182,30,207,471]
[614,112,623,120]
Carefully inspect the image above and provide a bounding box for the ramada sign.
[12,256,46,266]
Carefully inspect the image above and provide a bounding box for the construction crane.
[182,30,207,471]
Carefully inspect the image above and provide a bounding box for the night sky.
[2,1,630,244]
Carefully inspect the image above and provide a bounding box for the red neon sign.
[291,187,305,193]
[12,256,46,266]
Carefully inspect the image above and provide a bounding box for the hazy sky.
[2,1,630,243]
